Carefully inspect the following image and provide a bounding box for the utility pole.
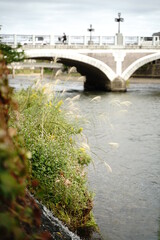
[115,13,124,34]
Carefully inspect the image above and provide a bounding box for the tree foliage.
[0,43,25,64]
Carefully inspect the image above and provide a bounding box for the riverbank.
[9,73,160,83]
[12,86,98,237]
[8,73,84,82]
[129,77,160,84]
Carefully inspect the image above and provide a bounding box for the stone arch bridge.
[24,47,160,92]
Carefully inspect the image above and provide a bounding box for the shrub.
[13,86,96,230]
[0,52,50,240]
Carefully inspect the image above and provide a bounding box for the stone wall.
[133,61,160,78]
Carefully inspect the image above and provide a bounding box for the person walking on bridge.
[62,33,67,44]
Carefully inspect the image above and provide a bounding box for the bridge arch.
[122,52,160,81]
[24,49,116,91]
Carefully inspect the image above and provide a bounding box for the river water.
[9,76,160,240]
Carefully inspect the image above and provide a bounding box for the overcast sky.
[0,0,160,37]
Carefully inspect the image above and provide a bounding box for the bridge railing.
[101,36,115,45]
[124,36,160,47]
[0,34,160,47]
[0,34,14,45]
[124,36,139,45]
[69,36,85,45]
[53,35,116,45]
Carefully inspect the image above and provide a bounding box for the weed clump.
[13,86,96,230]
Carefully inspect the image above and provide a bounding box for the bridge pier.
[111,77,127,92]
[84,80,111,91]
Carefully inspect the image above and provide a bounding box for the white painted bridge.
[3,34,160,91]
[22,46,160,91]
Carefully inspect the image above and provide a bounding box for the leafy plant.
[13,86,96,230]
[0,50,52,240]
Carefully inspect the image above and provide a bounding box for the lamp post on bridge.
[115,13,124,45]
[87,24,94,45]
[115,12,124,34]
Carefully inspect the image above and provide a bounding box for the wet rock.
[38,201,81,240]
[76,227,103,240]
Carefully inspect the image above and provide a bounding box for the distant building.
[152,32,160,36]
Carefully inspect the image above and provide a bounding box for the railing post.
[99,36,102,45]
[67,35,71,45]
[140,36,144,46]
[137,36,141,46]
[83,36,87,46]
[152,36,155,46]
[123,35,125,46]
[115,34,117,46]
[32,35,35,45]
[14,34,17,47]
[115,33,124,46]
[152,36,159,46]
[50,35,54,45]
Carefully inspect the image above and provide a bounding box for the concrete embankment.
[129,77,160,83]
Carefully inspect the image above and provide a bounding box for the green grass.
[12,86,97,231]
